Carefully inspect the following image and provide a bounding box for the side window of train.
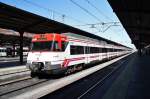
[94,47,99,53]
[62,41,68,51]
[102,48,107,53]
[110,48,113,52]
[70,45,84,55]
[79,46,84,54]
[99,48,102,53]
[112,48,114,52]
[70,45,76,55]
[108,48,111,52]
[85,46,89,54]
[107,48,109,52]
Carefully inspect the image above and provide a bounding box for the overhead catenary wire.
[23,0,88,24]
[23,0,113,32]
[69,0,121,34]
[23,0,124,42]
[70,0,104,23]
[84,0,114,22]
[74,0,124,39]
[75,22,120,27]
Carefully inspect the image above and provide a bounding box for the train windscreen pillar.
[19,31,24,64]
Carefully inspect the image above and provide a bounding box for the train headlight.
[27,60,31,64]
[45,61,51,70]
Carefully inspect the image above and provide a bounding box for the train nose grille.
[32,62,44,71]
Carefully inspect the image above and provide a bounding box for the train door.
[85,46,91,64]
[99,48,102,61]
[85,46,88,64]
[102,47,107,60]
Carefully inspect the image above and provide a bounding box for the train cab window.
[31,41,52,51]
[62,41,68,51]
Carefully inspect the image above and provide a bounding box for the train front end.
[26,33,68,75]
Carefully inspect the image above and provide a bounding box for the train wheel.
[65,64,84,75]
[65,68,72,75]
[76,64,83,71]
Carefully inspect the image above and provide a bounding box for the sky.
[0,0,136,49]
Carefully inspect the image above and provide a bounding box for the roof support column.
[12,43,15,57]
[138,48,142,56]
[19,31,24,64]
[138,34,142,56]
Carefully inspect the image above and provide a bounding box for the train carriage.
[26,33,131,76]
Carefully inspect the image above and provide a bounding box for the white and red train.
[26,33,131,76]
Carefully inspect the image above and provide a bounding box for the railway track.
[0,61,117,99]
[0,69,30,87]
[77,60,126,99]
[0,76,31,86]
[0,77,49,99]
[0,54,132,99]
[0,69,29,76]
[75,54,133,99]
[41,53,133,99]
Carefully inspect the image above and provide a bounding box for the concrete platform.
[0,57,26,68]
[102,53,150,99]
[0,61,26,68]
[0,57,27,75]
[0,56,27,62]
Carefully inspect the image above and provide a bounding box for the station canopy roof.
[0,28,31,46]
[108,0,150,49]
[0,2,130,49]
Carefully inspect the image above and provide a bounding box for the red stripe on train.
[62,57,85,67]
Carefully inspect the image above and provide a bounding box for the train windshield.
[31,41,60,51]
